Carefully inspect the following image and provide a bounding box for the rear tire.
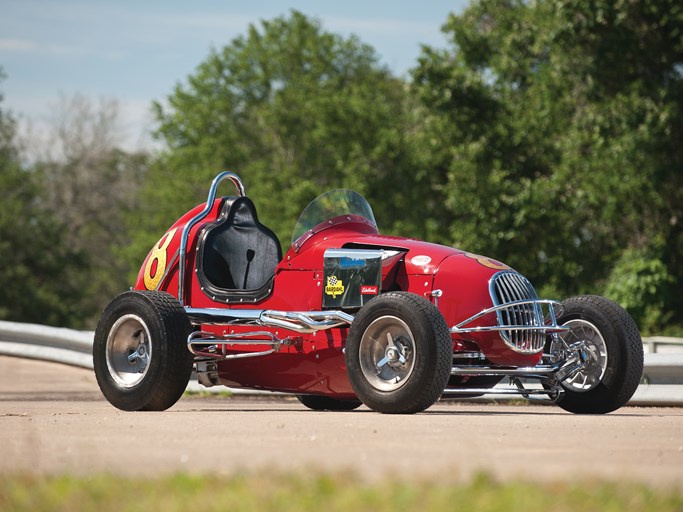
[345,292,452,414]
[296,395,362,411]
[554,295,643,414]
[93,290,194,411]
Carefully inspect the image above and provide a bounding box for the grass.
[1,472,681,512]
[182,389,233,399]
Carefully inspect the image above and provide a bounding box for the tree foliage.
[132,10,415,262]
[33,94,149,322]
[412,0,683,332]
[0,81,149,327]
[0,72,88,326]
[2,6,681,334]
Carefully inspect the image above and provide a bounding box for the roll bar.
[178,172,245,306]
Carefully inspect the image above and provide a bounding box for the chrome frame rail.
[178,171,246,306]
[185,307,355,361]
[442,387,556,397]
[185,307,354,333]
[446,341,592,401]
[451,350,583,381]
[259,310,355,333]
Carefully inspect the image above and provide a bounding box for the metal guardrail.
[0,320,93,369]
[643,336,683,354]
[0,320,681,405]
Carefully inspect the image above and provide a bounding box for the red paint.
[132,191,545,397]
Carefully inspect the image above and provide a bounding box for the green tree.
[32,94,149,324]
[0,71,89,327]
[412,0,683,332]
[130,10,415,270]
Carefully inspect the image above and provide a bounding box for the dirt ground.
[1,355,682,487]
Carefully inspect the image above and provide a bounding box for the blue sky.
[1,0,468,151]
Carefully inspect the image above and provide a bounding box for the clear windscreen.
[291,189,377,245]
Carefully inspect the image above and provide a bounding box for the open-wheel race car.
[94,172,644,414]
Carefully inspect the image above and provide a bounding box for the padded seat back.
[201,197,282,295]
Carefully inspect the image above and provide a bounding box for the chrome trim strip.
[178,171,246,306]
[452,351,486,360]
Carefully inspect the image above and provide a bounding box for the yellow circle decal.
[462,252,509,270]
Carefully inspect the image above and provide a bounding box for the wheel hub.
[358,316,416,392]
[106,314,152,388]
[385,346,399,362]
[381,336,410,370]
[558,319,608,392]
[127,344,148,366]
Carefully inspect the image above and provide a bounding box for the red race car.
[94,172,643,414]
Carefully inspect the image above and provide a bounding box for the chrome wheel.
[94,291,194,411]
[552,295,643,414]
[105,314,152,388]
[560,319,608,392]
[359,315,416,392]
[345,292,452,413]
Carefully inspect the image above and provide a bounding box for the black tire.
[93,290,194,411]
[554,295,643,414]
[345,292,452,414]
[296,395,363,411]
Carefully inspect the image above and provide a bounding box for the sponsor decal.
[410,255,432,267]
[360,285,379,295]
[324,276,345,298]
[339,257,366,269]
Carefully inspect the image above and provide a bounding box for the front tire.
[93,290,194,411]
[554,295,643,414]
[345,292,452,414]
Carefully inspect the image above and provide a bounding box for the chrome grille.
[489,271,545,354]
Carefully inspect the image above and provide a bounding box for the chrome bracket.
[188,330,295,361]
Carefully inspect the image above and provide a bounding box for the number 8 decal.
[143,228,178,290]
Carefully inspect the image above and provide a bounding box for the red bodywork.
[134,197,541,398]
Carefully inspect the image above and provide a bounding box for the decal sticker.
[324,276,345,298]
[462,252,509,270]
[360,285,379,295]
[410,255,432,267]
[143,227,178,290]
[339,257,366,269]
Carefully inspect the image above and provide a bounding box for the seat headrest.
[219,197,259,227]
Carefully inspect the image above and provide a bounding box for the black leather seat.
[198,197,282,302]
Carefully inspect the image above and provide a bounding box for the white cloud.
[0,37,124,60]
[0,39,38,51]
